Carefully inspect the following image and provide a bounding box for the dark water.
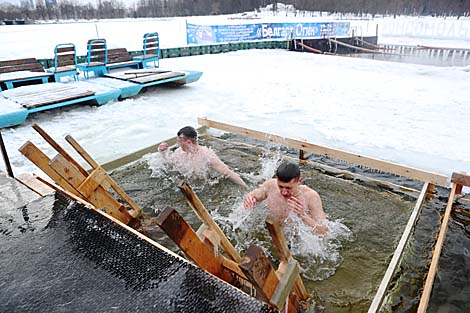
[109,134,470,312]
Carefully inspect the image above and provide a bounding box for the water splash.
[145,148,222,187]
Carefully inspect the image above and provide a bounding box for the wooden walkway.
[1,83,94,108]
[106,69,185,84]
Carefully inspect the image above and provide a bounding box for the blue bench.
[46,43,79,82]
[133,32,160,69]
[0,58,52,90]
[76,39,108,79]
[106,47,141,71]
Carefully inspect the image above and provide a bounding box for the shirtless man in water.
[158,126,248,188]
[244,161,328,235]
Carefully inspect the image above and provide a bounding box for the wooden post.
[239,245,298,312]
[452,172,468,195]
[266,216,308,301]
[19,141,82,197]
[156,207,234,283]
[417,183,458,312]
[197,118,448,187]
[49,154,134,224]
[368,182,431,313]
[178,181,241,262]
[0,131,14,178]
[32,124,89,177]
[66,135,142,218]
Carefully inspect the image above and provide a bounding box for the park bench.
[46,43,79,82]
[106,47,141,71]
[0,58,52,90]
[133,32,160,69]
[76,39,108,79]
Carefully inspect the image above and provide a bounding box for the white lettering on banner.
[263,24,303,38]
[295,23,303,37]
[262,24,271,37]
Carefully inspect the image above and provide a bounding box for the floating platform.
[0,69,202,128]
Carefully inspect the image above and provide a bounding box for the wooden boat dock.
[0,69,202,128]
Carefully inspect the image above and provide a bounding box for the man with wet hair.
[244,161,328,234]
[158,126,248,188]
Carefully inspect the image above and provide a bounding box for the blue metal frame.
[46,43,79,82]
[77,39,108,79]
[133,32,160,69]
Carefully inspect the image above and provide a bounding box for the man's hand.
[158,142,169,153]
[287,196,306,217]
[244,193,257,209]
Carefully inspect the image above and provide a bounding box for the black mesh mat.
[0,192,275,313]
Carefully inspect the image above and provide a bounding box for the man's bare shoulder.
[300,185,321,198]
[262,178,277,189]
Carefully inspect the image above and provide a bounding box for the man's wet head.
[177,126,198,152]
[275,161,302,198]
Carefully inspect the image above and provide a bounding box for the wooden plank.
[33,124,89,177]
[266,216,308,300]
[77,166,108,198]
[56,46,75,53]
[35,175,94,207]
[156,207,234,283]
[239,245,298,312]
[417,183,458,313]
[368,182,432,313]
[15,172,55,196]
[21,90,94,108]
[270,258,300,309]
[18,141,82,198]
[222,258,248,280]
[128,71,185,84]
[0,58,38,66]
[66,135,141,218]
[0,70,49,81]
[179,181,241,262]
[451,172,470,187]
[49,154,133,224]
[197,117,448,186]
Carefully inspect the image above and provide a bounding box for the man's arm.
[210,155,248,188]
[243,181,270,209]
[288,189,328,235]
[158,142,171,160]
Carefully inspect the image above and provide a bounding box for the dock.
[0,69,202,128]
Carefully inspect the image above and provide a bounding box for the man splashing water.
[244,161,328,235]
[158,126,248,188]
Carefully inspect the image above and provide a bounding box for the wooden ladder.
[156,181,310,312]
[18,124,142,226]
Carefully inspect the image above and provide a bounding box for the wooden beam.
[197,117,448,187]
[77,166,108,198]
[15,173,54,196]
[156,207,234,283]
[32,124,89,177]
[178,181,241,262]
[266,216,308,300]
[417,183,458,313]
[368,182,432,313]
[239,245,298,312]
[49,154,134,224]
[451,172,470,187]
[18,141,81,198]
[270,258,300,310]
[66,135,142,218]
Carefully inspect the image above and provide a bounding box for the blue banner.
[186,22,350,44]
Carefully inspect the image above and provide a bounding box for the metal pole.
[0,131,14,178]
